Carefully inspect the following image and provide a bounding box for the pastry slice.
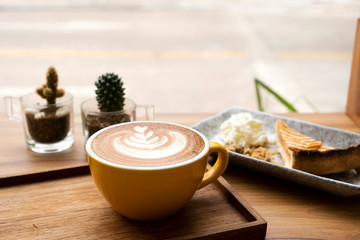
[275,119,360,175]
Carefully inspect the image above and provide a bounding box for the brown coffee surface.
[91,122,205,167]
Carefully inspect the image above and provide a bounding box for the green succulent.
[36,66,65,105]
[95,73,126,112]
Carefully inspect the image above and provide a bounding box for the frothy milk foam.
[91,122,205,167]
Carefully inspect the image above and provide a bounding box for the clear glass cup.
[80,98,154,142]
[4,92,74,153]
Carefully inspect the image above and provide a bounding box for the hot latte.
[91,122,205,167]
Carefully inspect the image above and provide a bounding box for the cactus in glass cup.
[83,72,130,138]
[26,66,71,144]
[36,66,65,105]
[95,73,125,112]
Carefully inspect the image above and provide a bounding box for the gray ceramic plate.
[193,106,360,197]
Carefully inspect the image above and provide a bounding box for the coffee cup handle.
[198,142,229,189]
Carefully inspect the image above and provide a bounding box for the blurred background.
[0,0,359,114]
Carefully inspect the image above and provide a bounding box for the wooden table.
[1,112,359,239]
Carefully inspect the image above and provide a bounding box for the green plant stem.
[254,78,298,112]
[255,79,264,111]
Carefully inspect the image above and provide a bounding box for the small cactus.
[36,66,65,105]
[95,73,125,112]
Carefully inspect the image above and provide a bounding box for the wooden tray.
[0,174,267,239]
[0,116,89,186]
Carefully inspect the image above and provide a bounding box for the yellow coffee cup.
[86,121,229,221]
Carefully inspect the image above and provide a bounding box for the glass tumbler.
[4,92,74,153]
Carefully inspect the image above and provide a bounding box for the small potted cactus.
[81,73,134,140]
[4,66,73,152]
[36,66,65,105]
[25,66,73,144]
[95,73,127,113]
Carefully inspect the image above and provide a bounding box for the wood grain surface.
[0,114,88,186]
[1,112,360,239]
[224,166,360,239]
[0,174,266,240]
[346,18,360,127]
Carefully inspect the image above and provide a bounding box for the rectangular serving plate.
[193,106,360,197]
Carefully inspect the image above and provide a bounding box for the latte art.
[113,126,186,159]
[91,122,206,167]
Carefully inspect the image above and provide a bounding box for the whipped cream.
[220,113,267,148]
